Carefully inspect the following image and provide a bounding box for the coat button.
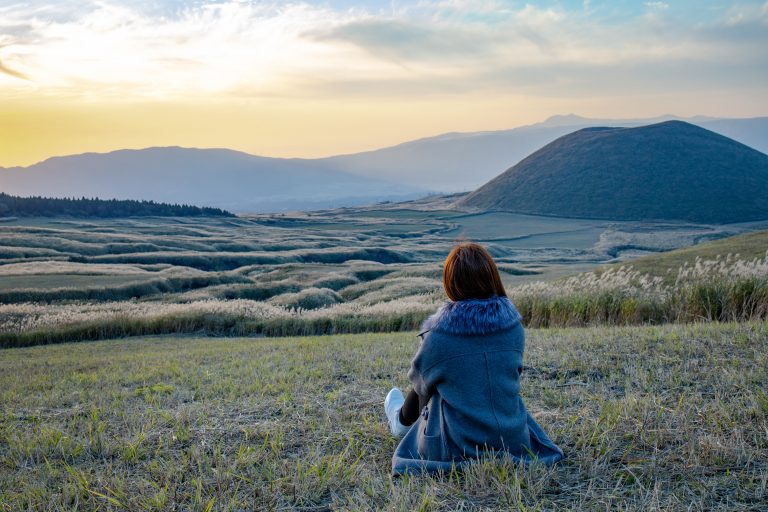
[421,406,429,420]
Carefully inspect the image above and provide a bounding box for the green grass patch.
[0,323,766,509]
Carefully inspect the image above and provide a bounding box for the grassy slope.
[610,230,768,280]
[1,324,766,510]
[460,121,768,223]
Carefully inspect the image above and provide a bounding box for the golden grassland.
[603,231,768,282]
[3,249,768,346]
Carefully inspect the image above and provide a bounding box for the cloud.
[308,18,495,64]
[0,0,765,103]
[0,58,28,80]
[0,2,353,97]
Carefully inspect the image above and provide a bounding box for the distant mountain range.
[459,121,768,223]
[0,147,425,213]
[1,114,766,212]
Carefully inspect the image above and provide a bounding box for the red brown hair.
[442,242,507,301]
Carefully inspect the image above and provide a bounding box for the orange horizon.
[3,99,766,168]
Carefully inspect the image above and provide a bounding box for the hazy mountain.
[696,117,768,155]
[0,147,425,212]
[318,115,768,191]
[2,115,766,213]
[458,121,768,223]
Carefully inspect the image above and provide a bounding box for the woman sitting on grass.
[384,242,564,474]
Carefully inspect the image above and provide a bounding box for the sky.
[0,0,767,167]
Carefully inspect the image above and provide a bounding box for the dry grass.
[1,215,767,349]
[5,252,768,346]
[1,322,766,510]
[513,253,768,328]
[604,231,768,281]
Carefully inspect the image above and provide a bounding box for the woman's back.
[384,242,563,474]
[392,295,563,474]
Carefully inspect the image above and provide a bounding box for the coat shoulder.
[421,296,522,337]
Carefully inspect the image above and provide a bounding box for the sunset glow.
[1,0,766,166]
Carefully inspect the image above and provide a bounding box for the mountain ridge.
[2,115,767,212]
[458,120,768,224]
[3,114,766,172]
[0,146,425,213]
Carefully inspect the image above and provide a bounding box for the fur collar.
[420,295,522,336]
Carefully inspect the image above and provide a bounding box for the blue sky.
[5,1,760,27]
[97,0,761,23]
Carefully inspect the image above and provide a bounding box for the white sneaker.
[384,387,411,438]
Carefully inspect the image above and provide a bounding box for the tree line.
[0,193,235,218]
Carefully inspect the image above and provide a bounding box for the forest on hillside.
[0,193,234,218]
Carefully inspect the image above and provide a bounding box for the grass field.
[1,322,766,510]
[1,209,756,301]
[603,231,768,283]
[2,208,767,346]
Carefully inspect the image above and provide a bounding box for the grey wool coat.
[392,296,564,475]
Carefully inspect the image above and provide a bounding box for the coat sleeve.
[406,332,439,399]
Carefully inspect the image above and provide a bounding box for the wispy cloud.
[0,0,765,101]
[0,55,28,80]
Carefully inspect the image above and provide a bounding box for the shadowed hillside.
[459,121,768,223]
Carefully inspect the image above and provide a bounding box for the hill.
[1,116,766,204]
[319,115,768,191]
[0,193,233,218]
[0,147,424,213]
[458,121,768,223]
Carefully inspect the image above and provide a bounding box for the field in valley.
[1,322,766,510]
[2,205,767,346]
[1,205,767,510]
